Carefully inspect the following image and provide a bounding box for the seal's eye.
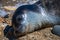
[17,17,23,21]
[16,15,24,23]
[18,18,21,21]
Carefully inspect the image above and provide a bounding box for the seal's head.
[12,4,40,34]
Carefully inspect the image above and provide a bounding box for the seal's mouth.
[14,24,26,33]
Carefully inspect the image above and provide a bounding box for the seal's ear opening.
[4,25,15,40]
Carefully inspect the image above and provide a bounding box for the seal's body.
[12,0,60,37]
[4,0,60,39]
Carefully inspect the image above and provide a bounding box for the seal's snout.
[16,24,26,33]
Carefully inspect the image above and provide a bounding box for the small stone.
[3,6,16,11]
[0,10,8,17]
[52,25,60,36]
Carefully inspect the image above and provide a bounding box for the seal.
[4,0,60,39]
[11,0,60,38]
[12,0,60,37]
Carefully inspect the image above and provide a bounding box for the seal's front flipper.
[4,25,15,40]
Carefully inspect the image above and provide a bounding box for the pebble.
[0,10,8,17]
[52,25,60,36]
